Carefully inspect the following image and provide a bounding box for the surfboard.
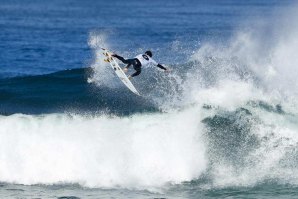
[101,48,141,96]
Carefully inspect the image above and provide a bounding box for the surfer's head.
[145,51,152,57]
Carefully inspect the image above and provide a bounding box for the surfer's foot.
[128,76,132,80]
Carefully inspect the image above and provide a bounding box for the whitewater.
[1,0,298,198]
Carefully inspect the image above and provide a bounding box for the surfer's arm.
[150,58,167,71]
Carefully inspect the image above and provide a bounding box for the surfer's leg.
[123,59,137,71]
[112,55,129,64]
[131,70,141,77]
[131,65,141,77]
[123,63,131,72]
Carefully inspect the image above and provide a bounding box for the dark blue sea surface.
[1,0,298,198]
[0,0,290,77]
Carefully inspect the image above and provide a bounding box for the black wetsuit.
[112,55,142,77]
[112,54,167,77]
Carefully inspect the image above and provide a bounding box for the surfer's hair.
[145,51,152,57]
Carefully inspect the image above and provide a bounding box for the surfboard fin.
[102,52,109,57]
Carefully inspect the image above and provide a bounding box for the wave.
[0,110,207,188]
[0,63,297,189]
[0,95,297,189]
[1,4,298,190]
[0,68,157,115]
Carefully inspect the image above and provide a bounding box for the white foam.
[0,110,207,188]
[210,115,298,188]
[182,4,298,188]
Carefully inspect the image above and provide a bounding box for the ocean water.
[1,0,298,198]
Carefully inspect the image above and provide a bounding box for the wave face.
[0,68,157,115]
[1,1,298,192]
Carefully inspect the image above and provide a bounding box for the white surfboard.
[101,48,141,96]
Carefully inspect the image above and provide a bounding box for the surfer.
[112,51,169,79]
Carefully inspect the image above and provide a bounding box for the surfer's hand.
[123,67,128,72]
[165,68,171,72]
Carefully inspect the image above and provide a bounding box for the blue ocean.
[1,0,298,198]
